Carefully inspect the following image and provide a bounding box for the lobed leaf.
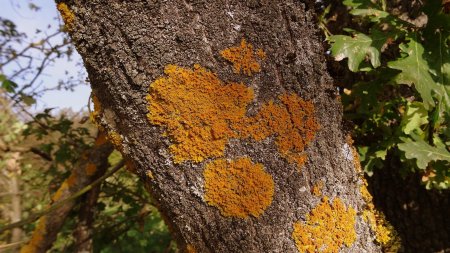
[398,135,450,169]
[329,30,390,72]
[401,102,428,135]
[388,39,441,109]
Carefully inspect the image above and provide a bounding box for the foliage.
[91,151,175,253]
[328,0,450,189]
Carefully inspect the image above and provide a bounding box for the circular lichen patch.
[203,157,274,218]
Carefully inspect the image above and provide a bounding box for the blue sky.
[2,0,91,112]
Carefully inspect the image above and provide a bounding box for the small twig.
[0,240,27,250]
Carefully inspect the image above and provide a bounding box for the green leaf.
[54,143,72,164]
[343,0,375,9]
[398,135,450,169]
[350,8,389,20]
[329,30,390,72]
[1,79,18,93]
[54,118,73,134]
[20,93,36,106]
[374,149,387,160]
[388,38,441,109]
[421,30,450,112]
[401,101,428,134]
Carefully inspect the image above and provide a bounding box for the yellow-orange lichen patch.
[234,94,319,169]
[85,162,97,176]
[360,181,401,251]
[362,209,397,246]
[107,130,123,151]
[147,64,253,163]
[95,131,108,146]
[203,157,274,218]
[350,132,401,250]
[92,95,102,113]
[57,2,75,31]
[312,181,324,197]
[146,170,154,179]
[292,197,356,253]
[346,135,362,173]
[90,95,104,129]
[220,39,265,76]
[20,216,47,253]
[51,181,69,202]
[256,48,266,60]
[146,64,319,167]
[186,244,196,253]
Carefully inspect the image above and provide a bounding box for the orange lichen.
[67,172,78,187]
[147,64,253,163]
[235,94,319,169]
[186,244,196,253]
[346,135,362,173]
[350,134,401,251]
[146,64,319,168]
[92,95,101,113]
[146,170,154,179]
[107,130,123,151]
[57,2,75,31]
[90,95,104,130]
[292,197,356,253]
[256,48,267,59]
[360,181,401,251]
[85,162,97,176]
[20,216,47,253]
[124,159,137,173]
[346,133,395,253]
[95,131,108,146]
[362,209,398,247]
[203,157,274,218]
[220,39,265,76]
[51,181,69,202]
[312,181,324,197]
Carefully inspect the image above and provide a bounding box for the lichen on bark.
[203,157,274,218]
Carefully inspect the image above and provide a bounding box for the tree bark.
[59,1,383,252]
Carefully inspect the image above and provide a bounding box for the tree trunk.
[7,152,23,244]
[72,159,107,253]
[59,1,384,252]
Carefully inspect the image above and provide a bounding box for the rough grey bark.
[63,1,380,252]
